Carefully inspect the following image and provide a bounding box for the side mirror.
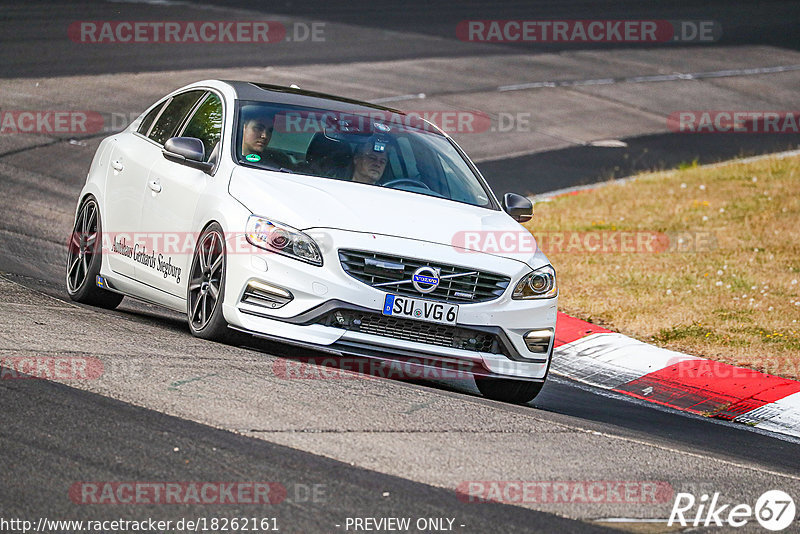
[502,193,533,223]
[163,137,213,173]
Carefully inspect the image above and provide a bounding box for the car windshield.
[235,101,493,208]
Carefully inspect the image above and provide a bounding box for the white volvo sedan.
[66,80,557,403]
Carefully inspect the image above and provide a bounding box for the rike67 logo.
[669,490,796,531]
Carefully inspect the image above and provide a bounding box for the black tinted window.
[148,90,204,145]
[181,93,223,162]
[137,101,166,136]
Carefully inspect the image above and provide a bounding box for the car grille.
[338,250,510,303]
[316,309,508,355]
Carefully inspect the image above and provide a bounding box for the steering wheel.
[381,178,432,190]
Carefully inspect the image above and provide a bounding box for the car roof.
[222,80,405,116]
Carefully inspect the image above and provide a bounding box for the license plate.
[382,294,458,325]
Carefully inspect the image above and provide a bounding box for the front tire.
[187,222,230,341]
[66,196,124,309]
[475,378,544,404]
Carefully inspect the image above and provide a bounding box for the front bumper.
[222,229,557,380]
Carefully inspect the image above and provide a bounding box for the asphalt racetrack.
[1,1,800,532]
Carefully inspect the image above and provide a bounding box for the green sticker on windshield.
[245,154,261,162]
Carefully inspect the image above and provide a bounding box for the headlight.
[512,265,557,299]
[245,215,323,266]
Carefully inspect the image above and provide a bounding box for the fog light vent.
[242,280,293,309]
[523,328,554,353]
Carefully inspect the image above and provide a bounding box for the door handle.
[111,160,124,172]
[147,180,162,193]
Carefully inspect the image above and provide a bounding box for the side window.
[137,100,166,136]
[181,93,223,162]
[148,90,205,145]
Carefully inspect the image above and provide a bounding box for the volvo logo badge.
[412,266,440,294]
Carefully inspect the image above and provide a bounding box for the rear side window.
[137,101,166,136]
[180,93,223,162]
[148,90,205,145]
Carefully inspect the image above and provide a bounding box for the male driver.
[350,139,388,184]
[240,106,292,169]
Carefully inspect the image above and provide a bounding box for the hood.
[229,167,549,269]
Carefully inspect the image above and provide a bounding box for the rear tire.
[475,378,544,404]
[66,196,124,309]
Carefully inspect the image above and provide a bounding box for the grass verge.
[524,153,800,379]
